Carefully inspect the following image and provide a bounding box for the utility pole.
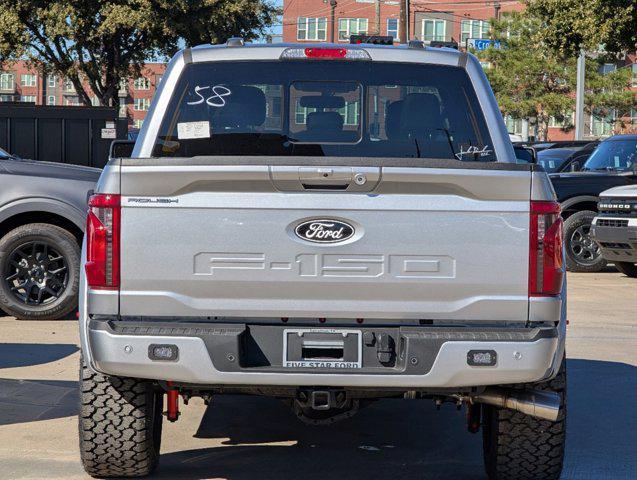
[330,0,337,43]
[375,0,381,35]
[399,0,407,43]
[575,50,586,140]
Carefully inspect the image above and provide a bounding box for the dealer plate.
[283,328,362,369]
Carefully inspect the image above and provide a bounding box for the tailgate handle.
[298,167,352,190]
[301,182,349,190]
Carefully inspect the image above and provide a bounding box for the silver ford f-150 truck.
[78,40,567,479]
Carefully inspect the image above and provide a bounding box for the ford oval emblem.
[295,219,355,243]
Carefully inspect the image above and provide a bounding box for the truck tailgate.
[118,161,531,321]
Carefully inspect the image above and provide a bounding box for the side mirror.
[570,161,581,172]
[109,140,135,159]
[513,145,537,164]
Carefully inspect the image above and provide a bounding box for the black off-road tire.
[79,359,163,478]
[0,223,80,319]
[482,356,566,480]
[614,261,637,278]
[564,210,607,272]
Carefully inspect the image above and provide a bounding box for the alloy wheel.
[3,241,69,306]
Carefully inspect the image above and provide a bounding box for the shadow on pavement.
[154,358,636,480]
[0,378,77,426]
[0,343,78,369]
[562,359,637,479]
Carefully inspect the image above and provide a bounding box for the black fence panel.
[0,103,127,168]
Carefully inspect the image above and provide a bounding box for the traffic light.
[349,35,394,45]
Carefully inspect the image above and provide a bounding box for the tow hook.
[165,381,180,422]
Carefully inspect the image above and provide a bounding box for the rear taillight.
[529,201,564,296]
[85,194,120,289]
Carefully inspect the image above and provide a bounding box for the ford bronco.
[593,183,637,277]
[78,40,567,479]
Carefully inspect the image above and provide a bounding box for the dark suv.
[550,135,637,272]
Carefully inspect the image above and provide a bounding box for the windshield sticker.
[187,85,232,107]
[455,144,493,160]
[177,121,210,140]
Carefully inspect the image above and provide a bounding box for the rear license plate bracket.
[283,328,362,369]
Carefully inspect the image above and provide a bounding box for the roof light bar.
[280,47,371,61]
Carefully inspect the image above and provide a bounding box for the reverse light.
[280,47,371,61]
[85,193,120,289]
[529,201,564,296]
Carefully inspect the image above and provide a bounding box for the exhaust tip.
[474,388,561,421]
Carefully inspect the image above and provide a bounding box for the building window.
[134,98,151,111]
[20,74,37,87]
[599,63,616,74]
[47,75,56,88]
[47,95,56,106]
[134,77,151,90]
[119,102,127,117]
[338,18,368,41]
[156,75,163,86]
[20,95,36,103]
[632,63,637,88]
[422,19,446,42]
[504,116,523,135]
[0,94,15,102]
[461,20,490,44]
[65,96,80,106]
[339,101,360,126]
[589,110,615,137]
[0,73,14,90]
[294,100,316,125]
[297,17,327,41]
[91,96,100,106]
[64,80,76,92]
[549,111,573,128]
[387,18,399,40]
[134,119,144,129]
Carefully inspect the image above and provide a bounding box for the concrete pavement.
[0,271,635,479]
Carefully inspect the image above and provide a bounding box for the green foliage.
[0,1,280,107]
[526,0,637,57]
[476,11,636,139]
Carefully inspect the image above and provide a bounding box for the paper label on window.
[177,121,210,140]
[101,128,116,139]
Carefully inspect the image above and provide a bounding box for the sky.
[269,0,284,36]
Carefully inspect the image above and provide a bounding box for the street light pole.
[575,49,586,140]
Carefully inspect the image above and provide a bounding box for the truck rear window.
[153,61,495,161]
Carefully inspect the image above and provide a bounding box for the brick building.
[282,0,522,47]
[282,0,636,141]
[0,60,166,131]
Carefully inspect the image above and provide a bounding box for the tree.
[0,1,280,108]
[526,0,637,56]
[476,11,635,140]
[154,0,281,47]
